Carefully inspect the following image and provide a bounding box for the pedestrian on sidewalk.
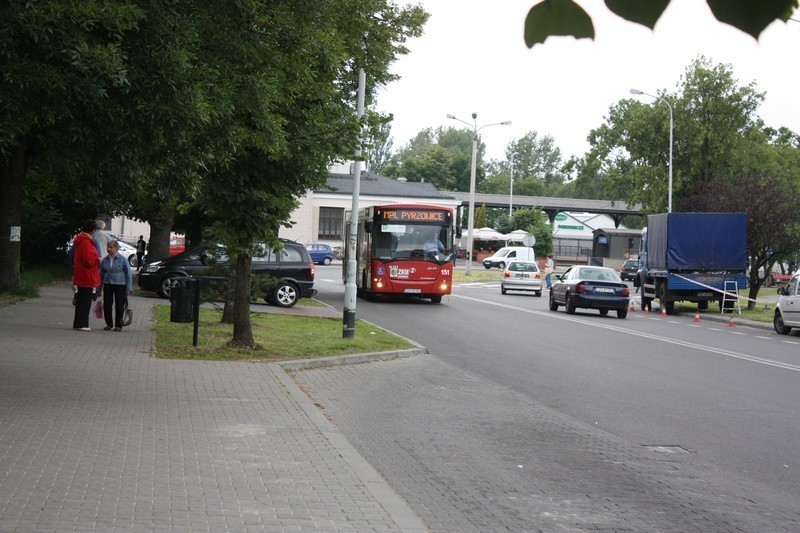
[72,220,101,331]
[100,240,133,332]
[136,235,146,270]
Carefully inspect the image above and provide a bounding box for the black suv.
[138,239,316,307]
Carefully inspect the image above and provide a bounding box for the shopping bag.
[122,301,133,327]
[93,299,104,319]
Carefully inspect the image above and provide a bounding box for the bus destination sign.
[382,209,446,222]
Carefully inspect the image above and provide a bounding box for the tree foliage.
[384,126,483,191]
[524,0,798,48]
[483,131,566,197]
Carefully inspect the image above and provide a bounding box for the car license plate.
[515,274,529,278]
[403,288,421,293]
[595,287,615,293]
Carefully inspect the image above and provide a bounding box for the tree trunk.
[146,203,176,262]
[231,254,254,347]
[0,136,28,291]
[221,292,234,324]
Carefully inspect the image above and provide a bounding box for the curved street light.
[630,88,673,213]
[446,113,512,274]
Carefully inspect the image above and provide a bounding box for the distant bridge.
[443,191,642,228]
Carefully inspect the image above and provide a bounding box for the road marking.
[755,336,772,340]
[452,293,800,373]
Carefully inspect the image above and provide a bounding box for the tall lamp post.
[630,88,673,213]
[509,155,515,218]
[446,113,511,275]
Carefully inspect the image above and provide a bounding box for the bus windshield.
[373,222,453,261]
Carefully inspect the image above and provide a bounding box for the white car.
[500,260,543,296]
[774,272,800,334]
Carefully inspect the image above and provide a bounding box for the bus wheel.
[430,295,442,303]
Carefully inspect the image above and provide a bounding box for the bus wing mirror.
[364,221,372,232]
[456,226,462,238]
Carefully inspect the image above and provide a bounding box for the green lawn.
[153,305,414,361]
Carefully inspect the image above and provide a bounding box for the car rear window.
[509,262,537,272]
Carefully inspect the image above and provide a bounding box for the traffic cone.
[728,316,735,327]
[630,301,635,312]
[693,310,701,323]
[660,307,667,318]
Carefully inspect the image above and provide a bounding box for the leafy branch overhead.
[524,0,798,47]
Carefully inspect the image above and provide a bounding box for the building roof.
[319,172,455,200]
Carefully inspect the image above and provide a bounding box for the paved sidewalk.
[0,282,426,531]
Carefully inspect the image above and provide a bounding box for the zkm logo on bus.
[383,209,445,222]
[383,266,448,279]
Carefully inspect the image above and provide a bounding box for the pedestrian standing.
[136,235,147,270]
[99,240,133,332]
[93,219,111,257]
[544,254,554,289]
[72,220,101,331]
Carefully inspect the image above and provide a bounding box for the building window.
[318,207,344,240]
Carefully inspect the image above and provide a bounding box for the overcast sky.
[375,0,800,162]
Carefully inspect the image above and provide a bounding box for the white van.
[482,246,535,269]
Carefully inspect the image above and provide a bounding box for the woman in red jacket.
[72,220,101,331]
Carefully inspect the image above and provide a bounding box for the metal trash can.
[169,277,196,323]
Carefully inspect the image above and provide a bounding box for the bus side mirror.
[364,221,372,232]
[456,226,462,238]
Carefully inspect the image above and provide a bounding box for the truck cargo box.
[647,213,748,271]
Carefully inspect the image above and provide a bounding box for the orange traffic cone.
[660,307,667,318]
[693,310,701,323]
[728,316,735,327]
[630,301,635,312]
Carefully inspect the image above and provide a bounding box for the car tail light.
[504,271,510,278]
[309,263,315,278]
[535,272,541,278]
[575,282,586,293]
[621,287,630,296]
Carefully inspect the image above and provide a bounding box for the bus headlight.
[373,277,384,289]
[439,281,448,291]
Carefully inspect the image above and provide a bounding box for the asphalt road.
[308,265,800,529]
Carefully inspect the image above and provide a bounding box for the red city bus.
[345,204,457,303]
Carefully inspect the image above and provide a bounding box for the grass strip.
[154,305,414,361]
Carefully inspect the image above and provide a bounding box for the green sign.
[554,213,568,221]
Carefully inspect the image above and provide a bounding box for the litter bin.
[170,277,196,323]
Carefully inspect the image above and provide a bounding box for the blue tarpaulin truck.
[637,213,749,315]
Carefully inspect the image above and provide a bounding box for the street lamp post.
[447,113,512,275]
[630,88,673,213]
[509,156,514,218]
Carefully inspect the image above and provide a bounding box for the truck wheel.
[664,300,675,315]
[498,262,505,270]
[698,301,709,310]
[774,311,792,335]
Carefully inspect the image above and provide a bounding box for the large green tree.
[384,126,483,191]
[483,131,566,197]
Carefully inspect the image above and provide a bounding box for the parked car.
[169,235,186,256]
[774,272,800,334]
[305,243,334,265]
[500,260,543,296]
[619,258,639,281]
[483,246,536,270]
[138,239,316,307]
[549,265,630,318]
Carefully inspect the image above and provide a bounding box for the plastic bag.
[122,302,133,326]
[93,299,104,319]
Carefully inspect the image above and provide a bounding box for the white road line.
[452,293,800,373]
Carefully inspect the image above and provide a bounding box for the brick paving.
[0,282,424,531]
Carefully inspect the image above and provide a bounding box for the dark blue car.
[305,243,334,265]
[549,265,630,319]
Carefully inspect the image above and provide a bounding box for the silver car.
[774,272,800,334]
[500,260,543,296]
